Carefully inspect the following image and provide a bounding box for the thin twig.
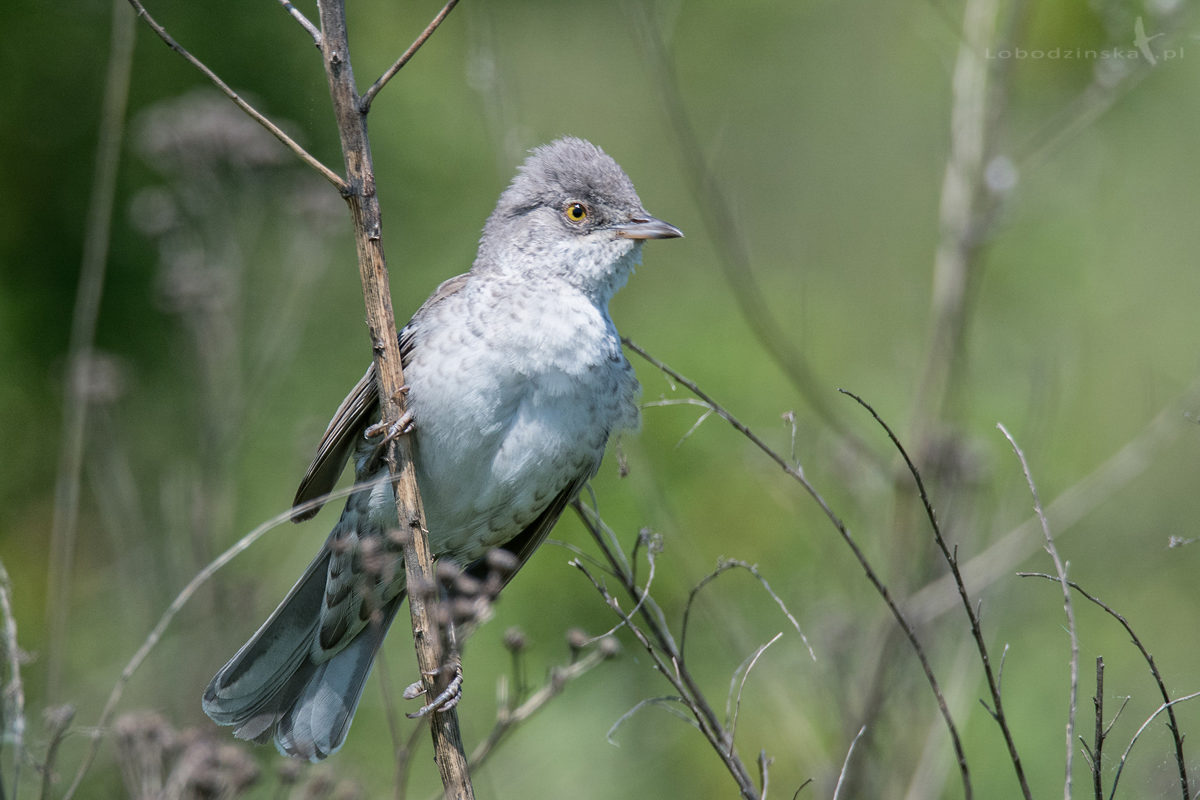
[757,750,772,800]
[999,422,1078,800]
[624,340,973,800]
[46,0,137,705]
[40,707,75,800]
[680,559,812,662]
[584,532,658,645]
[908,374,1200,624]
[1092,657,1104,800]
[606,696,700,745]
[0,560,24,800]
[726,633,783,755]
[840,390,1029,798]
[832,727,867,800]
[901,640,978,800]
[60,477,392,800]
[1019,572,1190,800]
[275,0,322,45]
[466,640,616,772]
[621,1,883,469]
[125,0,345,190]
[1108,690,1200,800]
[361,0,461,112]
[571,505,761,800]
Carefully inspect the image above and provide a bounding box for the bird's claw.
[365,408,415,443]
[404,656,464,718]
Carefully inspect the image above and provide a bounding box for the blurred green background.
[4,0,1200,797]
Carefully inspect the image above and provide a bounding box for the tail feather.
[202,545,405,760]
[275,602,401,760]
[203,548,330,726]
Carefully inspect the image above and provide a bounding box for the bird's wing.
[291,272,472,521]
[464,473,591,591]
[291,363,380,521]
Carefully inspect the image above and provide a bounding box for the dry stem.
[314,1,472,795]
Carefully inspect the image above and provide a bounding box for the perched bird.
[202,137,682,760]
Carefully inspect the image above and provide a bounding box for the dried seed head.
[503,627,528,653]
[566,627,589,653]
[485,548,520,576]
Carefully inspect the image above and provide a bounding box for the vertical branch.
[913,0,1005,441]
[999,423,1078,800]
[45,0,137,702]
[314,3,473,796]
[0,559,25,799]
[1091,657,1104,800]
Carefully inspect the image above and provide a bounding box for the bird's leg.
[365,386,415,442]
[402,653,464,718]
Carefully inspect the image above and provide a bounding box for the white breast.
[395,275,639,563]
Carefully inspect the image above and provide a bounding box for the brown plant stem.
[315,2,473,796]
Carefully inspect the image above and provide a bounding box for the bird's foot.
[365,405,415,443]
[403,654,464,718]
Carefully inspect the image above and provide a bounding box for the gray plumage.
[201,137,681,760]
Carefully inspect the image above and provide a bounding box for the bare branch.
[625,340,973,800]
[999,423,1078,800]
[314,1,471,793]
[583,531,658,645]
[468,637,617,771]
[757,750,772,800]
[125,0,345,190]
[0,559,25,799]
[832,727,867,800]
[1109,690,1200,800]
[1018,572,1190,800]
[46,0,137,707]
[1091,657,1104,800]
[725,632,782,754]
[606,696,700,745]
[61,477,393,799]
[681,559,813,663]
[908,375,1200,625]
[361,0,461,112]
[275,0,322,45]
[41,706,75,800]
[842,389,1030,798]
[571,502,761,800]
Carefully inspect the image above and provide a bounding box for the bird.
[201,137,682,760]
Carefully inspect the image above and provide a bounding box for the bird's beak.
[613,216,684,240]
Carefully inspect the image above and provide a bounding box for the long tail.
[201,547,404,761]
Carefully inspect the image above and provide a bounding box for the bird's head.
[475,137,682,302]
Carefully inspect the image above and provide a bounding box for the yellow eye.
[565,202,588,222]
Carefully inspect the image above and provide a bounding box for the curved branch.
[361,0,460,112]
[125,0,345,190]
